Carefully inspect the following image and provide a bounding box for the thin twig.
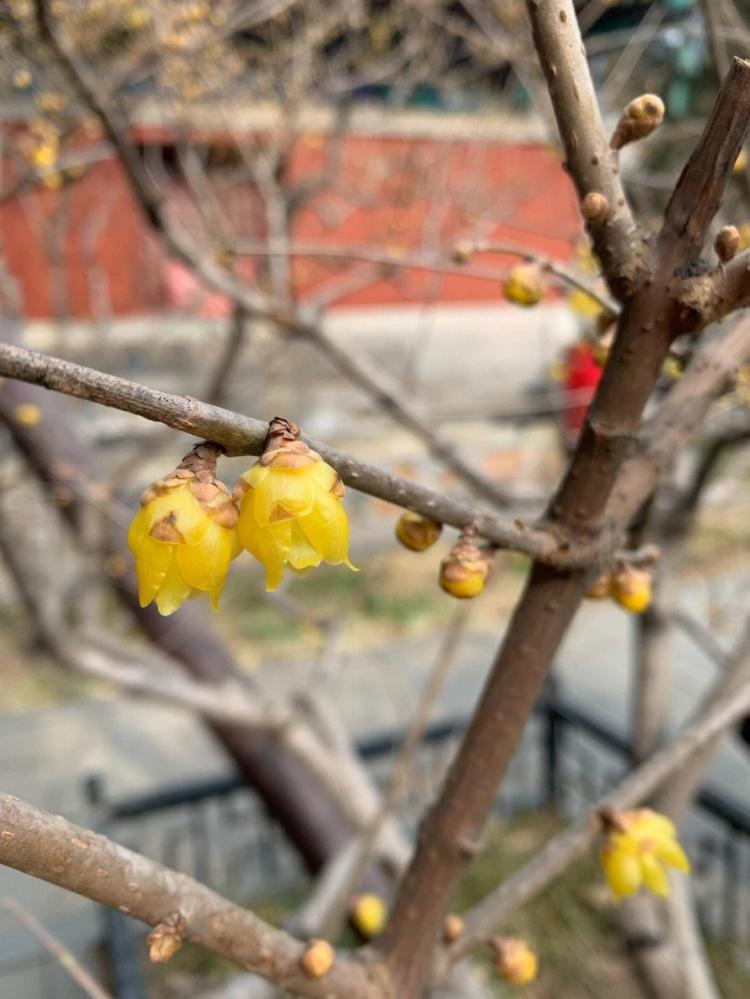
[3,898,112,999]
[321,605,471,938]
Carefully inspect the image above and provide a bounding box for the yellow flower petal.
[127,507,149,553]
[241,463,270,489]
[308,459,339,492]
[176,521,233,592]
[289,520,322,570]
[145,485,210,544]
[253,468,315,526]
[640,854,670,898]
[238,500,291,590]
[155,556,192,615]
[654,837,690,874]
[636,809,676,839]
[299,484,351,564]
[134,536,173,608]
[602,846,642,900]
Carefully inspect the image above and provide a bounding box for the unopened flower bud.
[147,913,186,964]
[443,913,465,943]
[439,525,492,599]
[351,893,387,938]
[300,939,335,978]
[490,937,538,985]
[715,225,740,264]
[503,262,544,307]
[581,191,609,224]
[396,511,442,552]
[610,94,665,150]
[610,564,652,614]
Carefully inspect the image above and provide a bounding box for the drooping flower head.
[127,442,239,616]
[439,524,493,599]
[234,417,356,591]
[599,807,691,901]
[490,937,538,986]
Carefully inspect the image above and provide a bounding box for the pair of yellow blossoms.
[127,423,355,616]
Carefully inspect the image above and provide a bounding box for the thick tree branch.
[0,795,385,999]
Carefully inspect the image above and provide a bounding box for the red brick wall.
[0,128,581,319]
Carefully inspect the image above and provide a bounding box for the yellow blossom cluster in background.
[600,808,690,900]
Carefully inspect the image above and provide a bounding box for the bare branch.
[524,0,642,297]
[0,341,572,565]
[0,795,383,999]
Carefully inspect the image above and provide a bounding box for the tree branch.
[0,795,384,999]
[0,341,571,565]
[523,0,643,297]
[376,18,750,995]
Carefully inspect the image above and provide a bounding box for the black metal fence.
[82,689,750,998]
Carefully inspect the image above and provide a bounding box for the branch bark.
[0,340,571,565]
[0,795,384,999]
[377,15,750,996]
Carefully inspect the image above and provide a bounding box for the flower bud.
[395,511,442,552]
[147,913,186,964]
[439,525,492,599]
[581,191,609,224]
[610,94,665,150]
[443,913,465,943]
[733,148,748,174]
[503,262,544,307]
[610,564,652,614]
[490,937,538,985]
[351,893,387,938]
[300,939,335,978]
[715,225,740,264]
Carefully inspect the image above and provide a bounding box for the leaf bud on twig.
[715,225,740,264]
[610,94,665,150]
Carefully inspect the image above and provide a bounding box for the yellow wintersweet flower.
[234,417,356,591]
[600,807,690,901]
[439,524,492,599]
[127,442,239,616]
[503,262,544,307]
[350,894,387,939]
[491,937,538,985]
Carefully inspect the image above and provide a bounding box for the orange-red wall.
[0,130,582,319]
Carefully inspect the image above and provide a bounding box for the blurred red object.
[561,341,603,441]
